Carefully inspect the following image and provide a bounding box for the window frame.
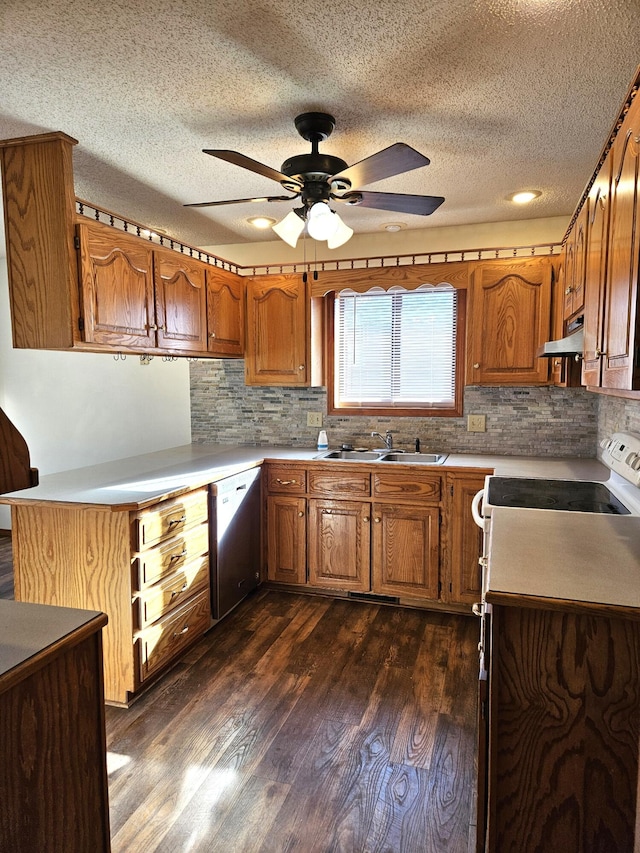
[325,287,466,418]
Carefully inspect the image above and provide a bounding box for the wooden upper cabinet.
[582,150,613,387]
[154,250,208,353]
[245,274,311,386]
[563,203,588,320]
[468,257,552,385]
[206,267,245,357]
[600,93,640,390]
[78,220,156,349]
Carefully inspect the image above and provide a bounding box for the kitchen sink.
[379,452,448,464]
[316,450,386,460]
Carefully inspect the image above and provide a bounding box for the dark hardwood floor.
[0,536,479,852]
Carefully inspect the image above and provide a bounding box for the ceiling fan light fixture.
[306,201,339,241]
[327,214,353,249]
[272,208,306,247]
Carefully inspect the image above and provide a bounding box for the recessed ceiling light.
[247,216,276,229]
[509,190,541,205]
[383,222,405,232]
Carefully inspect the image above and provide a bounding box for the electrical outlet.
[467,414,486,433]
[307,412,323,427]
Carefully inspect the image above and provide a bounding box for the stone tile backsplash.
[190,359,601,457]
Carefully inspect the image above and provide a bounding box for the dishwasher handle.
[471,489,485,529]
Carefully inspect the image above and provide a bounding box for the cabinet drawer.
[266,465,307,494]
[373,472,441,501]
[133,521,209,589]
[137,588,210,683]
[134,555,210,629]
[308,469,370,498]
[134,488,208,550]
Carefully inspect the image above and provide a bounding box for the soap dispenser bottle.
[317,429,328,451]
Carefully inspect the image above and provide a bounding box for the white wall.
[208,216,569,268]
[0,258,192,528]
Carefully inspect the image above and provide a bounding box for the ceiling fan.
[185,112,445,249]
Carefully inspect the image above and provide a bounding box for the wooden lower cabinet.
[308,499,370,591]
[266,495,307,584]
[483,602,640,852]
[11,486,211,705]
[265,462,486,610]
[446,472,490,605]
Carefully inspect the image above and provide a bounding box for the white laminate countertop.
[486,507,640,611]
[0,443,613,511]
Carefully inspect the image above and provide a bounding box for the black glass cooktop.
[487,477,631,514]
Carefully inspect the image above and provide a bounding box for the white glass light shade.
[272,209,305,247]
[306,202,338,241]
[327,214,353,249]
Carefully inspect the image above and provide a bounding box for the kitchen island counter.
[486,506,640,614]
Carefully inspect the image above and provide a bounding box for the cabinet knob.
[565,286,573,295]
[596,347,606,357]
[298,364,305,370]
[209,332,216,338]
[473,363,480,369]
[298,511,304,517]
[374,517,381,523]
[363,516,370,523]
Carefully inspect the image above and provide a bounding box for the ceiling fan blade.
[203,150,302,188]
[331,143,430,188]
[184,195,295,209]
[339,190,445,216]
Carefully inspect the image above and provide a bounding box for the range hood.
[536,326,584,358]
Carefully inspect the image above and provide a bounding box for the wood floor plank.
[366,762,432,853]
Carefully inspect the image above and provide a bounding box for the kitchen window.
[327,285,465,416]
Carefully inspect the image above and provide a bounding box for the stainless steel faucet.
[371,430,394,450]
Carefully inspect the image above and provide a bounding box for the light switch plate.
[467,414,486,432]
[307,412,323,427]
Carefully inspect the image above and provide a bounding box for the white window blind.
[335,287,457,408]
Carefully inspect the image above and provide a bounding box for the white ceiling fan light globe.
[306,202,339,241]
[327,213,353,249]
[272,209,306,247]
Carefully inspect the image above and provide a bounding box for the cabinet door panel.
[155,251,208,353]
[245,275,308,385]
[602,104,640,389]
[582,156,612,386]
[447,473,487,605]
[78,222,156,348]
[371,503,439,599]
[308,499,370,591]
[206,267,245,356]
[469,258,551,385]
[266,496,306,584]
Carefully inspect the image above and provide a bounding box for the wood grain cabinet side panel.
[488,605,640,852]
[0,132,79,350]
[11,503,134,706]
[445,472,488,606]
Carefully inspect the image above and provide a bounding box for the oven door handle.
[472,488,485,529]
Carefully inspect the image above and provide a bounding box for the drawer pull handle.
[275,478,298,485]
[173,624,190,637]
[168,516,187,526]
[170,549,188,561]
[170,583,189,599]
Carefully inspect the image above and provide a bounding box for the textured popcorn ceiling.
[0,0,639,249]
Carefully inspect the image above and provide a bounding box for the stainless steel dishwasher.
[210,467,261,619]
